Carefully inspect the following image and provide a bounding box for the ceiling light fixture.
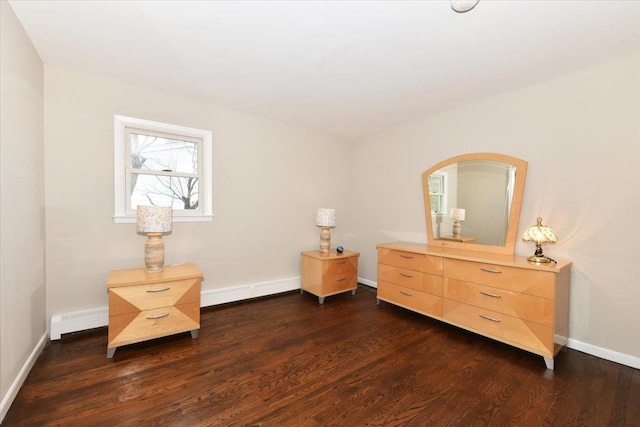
[451,0,480,13]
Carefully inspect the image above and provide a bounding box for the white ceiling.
[8,0,640,139]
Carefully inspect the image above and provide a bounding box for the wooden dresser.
[377,242,571,369]
[301,249,359,304]
[105,263,203,358]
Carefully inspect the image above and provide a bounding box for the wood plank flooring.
[3,285,639,426]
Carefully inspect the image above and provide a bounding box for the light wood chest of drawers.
[301,249,359,304]
[377,242,571,369]
[105,263,203,358]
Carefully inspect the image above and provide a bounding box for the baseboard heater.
[50,276,302,340]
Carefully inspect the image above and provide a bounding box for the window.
[428,173,446,214]
[114,115,212,223]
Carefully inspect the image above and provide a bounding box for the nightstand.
[105,263,203,358]
[300,249,359,304]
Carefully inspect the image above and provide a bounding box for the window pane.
[130,133,198,174]
[428,176,443,193]
[131,173,199,210]
[429,194,441,212]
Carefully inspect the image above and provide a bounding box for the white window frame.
[114,115,213,223]
[428,171,447,215]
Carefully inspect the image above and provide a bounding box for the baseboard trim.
[1,332,47,423]
[200,276,300,307]
[566,338,640,369]
[357,277,377,288]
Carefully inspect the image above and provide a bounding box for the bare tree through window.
[129,132,200,210]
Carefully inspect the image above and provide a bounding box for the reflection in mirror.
[422,153,527,255]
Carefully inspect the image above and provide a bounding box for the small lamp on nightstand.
[522,217,557,264]
[137,205,173,273]
[316,208,336,255]
[450,208,466,239]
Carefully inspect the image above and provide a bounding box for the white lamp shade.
[137,205,173,233]
[316,208,336,227]
[450,208,466,221]
[522,217,557,244]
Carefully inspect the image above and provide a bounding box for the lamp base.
[319,227,331,255]
[145,233,165,273]
[452,220,461,239]
[527,255,553,264]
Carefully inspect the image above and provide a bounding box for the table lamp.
[522,217,557,264]
[316,208,336,255]
[450,208,466,239]
[137,205,173,273]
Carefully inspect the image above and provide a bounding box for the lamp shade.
[450,208,466,221]
[316,208,336,227]
[522,217,557,244]
[137,205,173,233]
[451,0,480,13]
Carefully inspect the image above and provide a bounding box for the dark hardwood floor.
[3,285,639,426]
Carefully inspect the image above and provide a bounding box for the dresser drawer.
[324,257,357,276]
[109,278,201,316]
[377,281,442,317]
[108,303,200,349]
[378,248,443,275]
[444,258,555,299]
[378,264,424,291]
[443,299,553,356]
[444,279,553,326]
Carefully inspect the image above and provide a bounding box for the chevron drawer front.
[105,263,203,358]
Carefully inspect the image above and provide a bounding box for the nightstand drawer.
[108,278,201,315]
[324,257,357,276]
[443,299,553,356]
[444,258,555,299]
[321,274,357,294]
[108,303,200,349]
[377,281,442,317]
[444,279,553,326]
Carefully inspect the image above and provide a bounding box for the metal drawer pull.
[480,291,502,298]
[400,254,414,259]
[480,268,502,274]
[336,277,347,281]
[146,313,169,320]
[400,291,413,297]
[479,314,501,322]
[147,287,170,293]
[399,273,413,278]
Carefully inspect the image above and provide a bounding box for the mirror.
[422,153,527,255]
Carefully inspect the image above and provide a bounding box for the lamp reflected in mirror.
[450,208,466,239]
[522,217,557,264]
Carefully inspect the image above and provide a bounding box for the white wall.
[44,66,354,318]
[352,53,640,361]
[0,0,46,420]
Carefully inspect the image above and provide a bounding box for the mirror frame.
[422,152,528,255]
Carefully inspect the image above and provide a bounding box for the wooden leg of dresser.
[544,356,554,370]
[107,348,116,359]
[376,298,381,305]
[318,297,325,304]
[352,289,357,295]
[191,329,199,339]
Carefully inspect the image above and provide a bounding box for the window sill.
[114,215,213,224]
